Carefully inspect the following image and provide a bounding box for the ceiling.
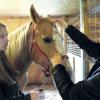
[0,0,80,17]
[0,0,100,17]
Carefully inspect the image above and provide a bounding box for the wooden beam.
[0,16,30,19]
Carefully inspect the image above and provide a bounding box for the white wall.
[67,53,83,83]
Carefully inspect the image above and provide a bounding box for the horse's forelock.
[35,17,54,26]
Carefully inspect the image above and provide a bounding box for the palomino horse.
[6,5,64,90]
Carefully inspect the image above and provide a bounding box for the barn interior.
[0,0,100,100]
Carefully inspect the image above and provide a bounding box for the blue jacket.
[53,25,100,100]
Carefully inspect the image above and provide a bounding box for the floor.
[24,84,62,100]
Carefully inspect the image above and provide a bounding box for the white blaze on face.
[53,26,64,54]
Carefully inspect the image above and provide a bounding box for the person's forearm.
[53,64,74,99]
[65,25,87,44]
[65,25,100,58]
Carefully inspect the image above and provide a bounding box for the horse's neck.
[13,47,32,73]
[6,23,32,73]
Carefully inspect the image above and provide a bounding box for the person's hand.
[50,53,62,67]
[53,18,68,29]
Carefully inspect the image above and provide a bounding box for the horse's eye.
[43,37,52,43]
[54,24,57,28]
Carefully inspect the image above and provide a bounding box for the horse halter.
[29,23,48,58]
[29,23,50,77]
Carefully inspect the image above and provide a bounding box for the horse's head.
[28,5,64,76]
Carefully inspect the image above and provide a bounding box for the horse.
[5,5,64,90]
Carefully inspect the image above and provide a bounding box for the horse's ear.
[30,4,40,23]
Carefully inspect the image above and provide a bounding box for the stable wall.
[0,17,30,33]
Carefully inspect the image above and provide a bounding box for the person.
[61,55,73,78]
[50,18,100,100]
[0,23,31,100]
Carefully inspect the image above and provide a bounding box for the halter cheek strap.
[29,23,51,78]
[29,24,48,59]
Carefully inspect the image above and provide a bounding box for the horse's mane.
[55,21,69,54]
[6,22,31,65]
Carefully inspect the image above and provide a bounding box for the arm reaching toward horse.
[50,18,100,100]
[51,62,100,100]
[50,51,100,100]
[54,18,100,59]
